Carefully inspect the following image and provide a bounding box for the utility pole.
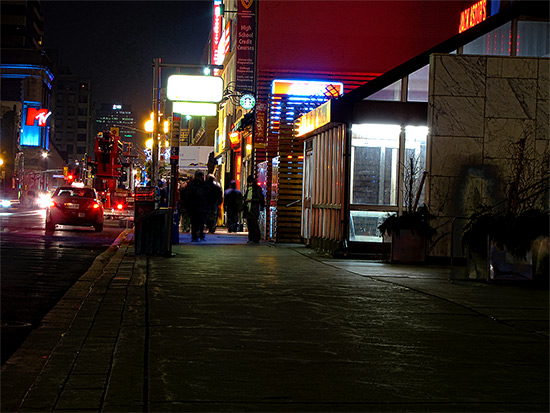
[152,58,162,187]
[147,59,223,256]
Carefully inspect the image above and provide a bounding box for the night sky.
[42,1,213,127]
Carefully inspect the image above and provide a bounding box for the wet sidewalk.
[1,229,548,412]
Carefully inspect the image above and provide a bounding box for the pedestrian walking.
[224,180,243,233]
[159,180,168,207]
[243,175,265,243]
[178,178,190,233]
[184,170,208,241]
[205,174,223,234]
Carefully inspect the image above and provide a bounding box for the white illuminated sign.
[272,79,344,97]
[172,101,218,117]
[167,75,224,103]
[240,94,256,110]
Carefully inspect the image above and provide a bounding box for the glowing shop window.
[349,210,388,243]
[403,126,428,209]
[365,80,401,101]
[407,65,429,102]
[463,22,511,56]
[350,124,401,206]
[517,21,550,57]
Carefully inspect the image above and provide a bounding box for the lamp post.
[149,59,224,256]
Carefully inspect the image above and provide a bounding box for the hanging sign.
[236,0,256,92]
[240,93,256,110]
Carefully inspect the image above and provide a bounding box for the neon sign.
[212,1,223,66]
[25,108,51,127]
[272,79,344,97]
[459,0,487,33]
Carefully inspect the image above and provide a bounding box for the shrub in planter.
[378,205,436,263]
[462,207,549,281]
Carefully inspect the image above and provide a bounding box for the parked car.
[45,186,104,232]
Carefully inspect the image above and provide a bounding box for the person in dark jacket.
[184,170,208,241]
[243,175,265,243]
[224,180,243,233]
[205,174,223,234]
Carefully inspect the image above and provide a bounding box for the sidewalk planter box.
[391,230,427,263]
[467,236,549,283]
[467,248,490,281]
[489,242,533,281]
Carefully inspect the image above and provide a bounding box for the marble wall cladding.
[427,55,548,258]
[536,100,549,139]
[430,96,484,137]
[485,77,537,119]
[487,56,538,79]
[538,59,549,101]
[484,118,536,160]
[431,54,486,97]
[430,136,484,178]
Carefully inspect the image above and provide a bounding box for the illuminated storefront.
[297,0,549,260]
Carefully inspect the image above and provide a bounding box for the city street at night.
[1,231,548,412]
[2,0,549,411]
[0,207,125,364]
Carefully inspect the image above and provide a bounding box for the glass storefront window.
[517,21,550,57]
[463,22,511,56]
[407,65,429,102]
[403,126,428,211]
[349,124,428,242]
[365,80,401,101]
[350,124,401,205]
[349,210,388,242]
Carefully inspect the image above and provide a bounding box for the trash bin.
[134,187,171,256]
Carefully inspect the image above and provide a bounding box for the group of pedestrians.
[179,171,264,243]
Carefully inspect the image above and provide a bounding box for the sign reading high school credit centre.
[459,0,487,33]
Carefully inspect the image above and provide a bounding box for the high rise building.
[51,67,93,165]
[96,103,136,141]
[0,0,62,200]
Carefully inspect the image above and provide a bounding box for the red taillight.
[116,203,123,210]
[93,203,100,209]
[49,200,56,207]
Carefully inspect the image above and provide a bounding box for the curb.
[1,229,133,412]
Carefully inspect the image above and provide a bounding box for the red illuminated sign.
[25,108,51,127]
[459,0,487,33]
[212,2,223,66]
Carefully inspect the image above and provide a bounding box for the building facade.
[207,0,469,239]
[95,103,136,141]
[51,67,93,165]
[296,0,549,262]
[0,0,62,202]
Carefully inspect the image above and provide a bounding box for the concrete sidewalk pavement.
[1,229,548,412]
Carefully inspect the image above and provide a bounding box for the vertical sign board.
[212,1,223,67]
[170,114,181,165]
[254,100,268,148]
[236,0,256,92]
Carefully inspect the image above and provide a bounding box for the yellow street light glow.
[144,112,154,133]
[164,120,169,134]
[167,75,223,102]
[0,158,3,166]
[146,138,153,149]
[172,101,217,117]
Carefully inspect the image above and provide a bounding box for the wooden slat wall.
[272,96,303,243]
